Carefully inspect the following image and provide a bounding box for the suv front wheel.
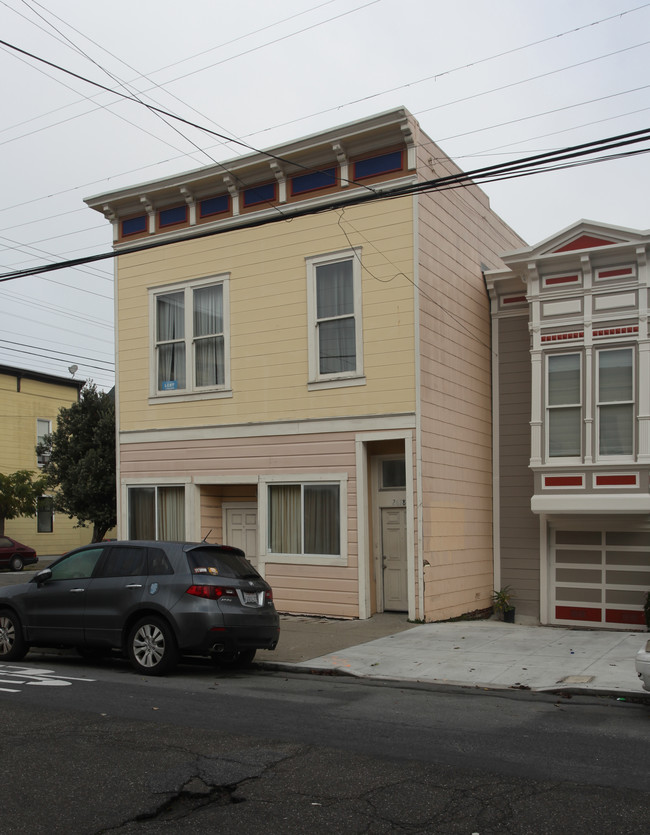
[127,616,178,676]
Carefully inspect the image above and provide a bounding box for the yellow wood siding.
[117,200,416,432]
[414,131,526,621]
[0,371,92,556]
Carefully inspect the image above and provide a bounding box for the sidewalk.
[262,614,650,699]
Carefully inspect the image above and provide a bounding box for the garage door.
[551,529,649,628]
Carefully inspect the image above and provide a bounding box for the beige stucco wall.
[117,198,416,433]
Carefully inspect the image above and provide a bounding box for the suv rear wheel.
[127,616,178,676]
[0,609,28,661]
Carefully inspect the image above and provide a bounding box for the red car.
[0,537,38,571]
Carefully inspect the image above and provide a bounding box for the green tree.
[38,383,116,542]
[0,469,46,537]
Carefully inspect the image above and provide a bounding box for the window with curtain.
[307,250,362,383]
[268,483,340,556]
[316,259,356,374]
[547,353,581,457]
[193,284,224,387]
[128,486,185,541]
[598,348,633,456]
[153,277,229,395]
[156,291,185,390]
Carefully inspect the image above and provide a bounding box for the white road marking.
[0,664,96,692]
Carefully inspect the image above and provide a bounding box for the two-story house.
[85,107,524,621]
[487,221,650,629]
[1,364,87,556]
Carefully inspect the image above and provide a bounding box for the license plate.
[243,591,258,605]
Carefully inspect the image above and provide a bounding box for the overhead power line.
[0,35,376,193]
[243,2,650,140]
[0,127,648,283]
[0,337,113,368]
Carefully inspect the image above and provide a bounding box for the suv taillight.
[186,585,237,600]
[265,589,273,602]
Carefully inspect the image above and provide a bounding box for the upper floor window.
[547,353,581,458]
[121,214,147,237]
[545,347,635,462]
[598,348,633,456]
[37,495,53,532]
[152,276,230,396]
[36,419,51,466]
[306,249,363,386]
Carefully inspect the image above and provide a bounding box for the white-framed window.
[597,347,634,457]
[36,418,51,466]
[150,275,230,397]
[306,249,364,387]
[268,483,340,556]
[128,485,185,540]
[547,352,582,458]
[37,495,54,533]
[259,474,347,565]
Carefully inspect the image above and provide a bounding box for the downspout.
[483,269,501,593]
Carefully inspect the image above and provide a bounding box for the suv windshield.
[186,547,259,579]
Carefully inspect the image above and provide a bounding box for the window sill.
[263,553,347,568]
[149,388,233,405]
[308,375,366,392]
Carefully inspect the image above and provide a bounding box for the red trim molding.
[593,326,638,338]
[597,267,634,279]
[553,235,616,253]
[544,475,584,488]
[541,332,584,343]
[594,473,638,487]
[544,274,580,286]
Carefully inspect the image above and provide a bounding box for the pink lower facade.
[118,420,425,620]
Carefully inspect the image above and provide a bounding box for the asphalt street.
[1,652,649,833]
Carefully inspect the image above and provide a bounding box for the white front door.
[382,507,407,611]
[224,504,258,566]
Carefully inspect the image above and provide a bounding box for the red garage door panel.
[555,606,601,622]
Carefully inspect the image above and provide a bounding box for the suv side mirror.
[34,568,52,586]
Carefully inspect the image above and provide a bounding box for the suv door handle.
[70,588,85,593]
[125,583,143,589]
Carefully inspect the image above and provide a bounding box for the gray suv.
[0,540,279,675]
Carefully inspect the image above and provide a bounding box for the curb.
[257,660,650,703]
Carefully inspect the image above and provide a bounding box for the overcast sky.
[1,0,648,390]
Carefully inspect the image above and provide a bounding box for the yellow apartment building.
[0,364,89,558]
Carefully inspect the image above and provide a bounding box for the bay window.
[547,353,581,457]
[153,275,230,396]
[598,348,633,456]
